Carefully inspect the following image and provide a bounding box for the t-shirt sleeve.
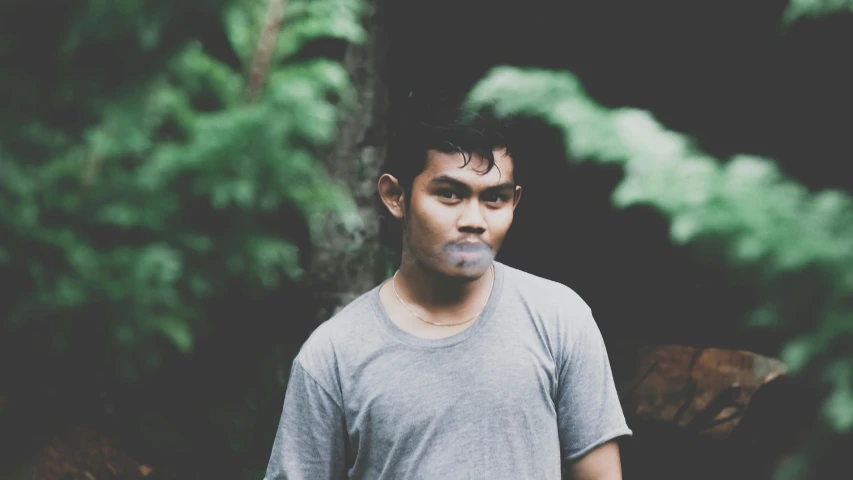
[556,306,632,461]
[264,359,349,480]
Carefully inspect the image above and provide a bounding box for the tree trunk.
[309,0,390,323]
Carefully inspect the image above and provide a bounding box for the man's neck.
[394,253,493,316]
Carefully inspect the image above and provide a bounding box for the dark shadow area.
[385,0,853,357]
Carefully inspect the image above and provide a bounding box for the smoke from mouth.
[442,241,494,269]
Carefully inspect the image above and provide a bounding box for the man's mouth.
[444,241,493,267]
[447,241,490,252]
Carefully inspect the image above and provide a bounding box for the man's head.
[377,93,522,281]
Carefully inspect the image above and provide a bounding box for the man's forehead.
[423,149,514,181]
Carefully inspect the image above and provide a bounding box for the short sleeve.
[556,307,632,461]
[264,360,349,480]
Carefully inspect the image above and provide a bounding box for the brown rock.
[619,345,786,439]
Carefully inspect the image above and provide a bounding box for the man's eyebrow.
[428,175,515,191]
[428,175,469,189]
[486,182,516,191]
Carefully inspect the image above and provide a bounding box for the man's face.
[402,148,521,281]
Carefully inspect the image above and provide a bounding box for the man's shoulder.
[499,262,591,316]
[295,286,379,378]
[499,263,602,364]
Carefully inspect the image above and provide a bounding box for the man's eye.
[484,193,508,204]
[437,190,458,200]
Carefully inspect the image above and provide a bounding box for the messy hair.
[382,90,516,201]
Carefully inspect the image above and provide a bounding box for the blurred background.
[1,0,852,478]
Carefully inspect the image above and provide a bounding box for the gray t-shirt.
[264,261,632,479]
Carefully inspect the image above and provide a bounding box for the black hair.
[382,89,516,201]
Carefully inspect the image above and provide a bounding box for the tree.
[306,0,390,323]
[0,0,367,379]
[0,0,378,476]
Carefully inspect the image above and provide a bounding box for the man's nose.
[457,200,487,232]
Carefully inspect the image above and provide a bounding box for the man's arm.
[565,441,623,480]
[264,360,349,480]
[555,304,631,479]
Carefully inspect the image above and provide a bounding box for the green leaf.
[148,316,195,354]
[670,215,702,244]
[780,336,818,374]
[822,360,853,433]
[54,275,89,308]
[250,237,303,286]
[746,305,779,328]
[223,4,258,62]
[772,452,810,480]
[95,203,140,227]
[783,0,853,26]
[277,0,365,60]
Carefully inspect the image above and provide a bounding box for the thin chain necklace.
[391,263,495,327]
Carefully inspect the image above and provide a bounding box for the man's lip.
[449,241,490,249]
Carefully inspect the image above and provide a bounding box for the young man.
[264,95,632,479]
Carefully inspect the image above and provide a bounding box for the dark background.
[386,0,853,354]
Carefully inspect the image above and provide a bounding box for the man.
[264,94,632,479]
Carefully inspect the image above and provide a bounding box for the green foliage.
[0,0,364,382]
[225,0,365,63]
[784,0,853,25]
[773,453,811,480]
[467,66,853,439]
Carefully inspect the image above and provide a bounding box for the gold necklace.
[391,263,495,327]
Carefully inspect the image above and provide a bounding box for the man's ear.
[377,174,406,220]
[512,185,522,211]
